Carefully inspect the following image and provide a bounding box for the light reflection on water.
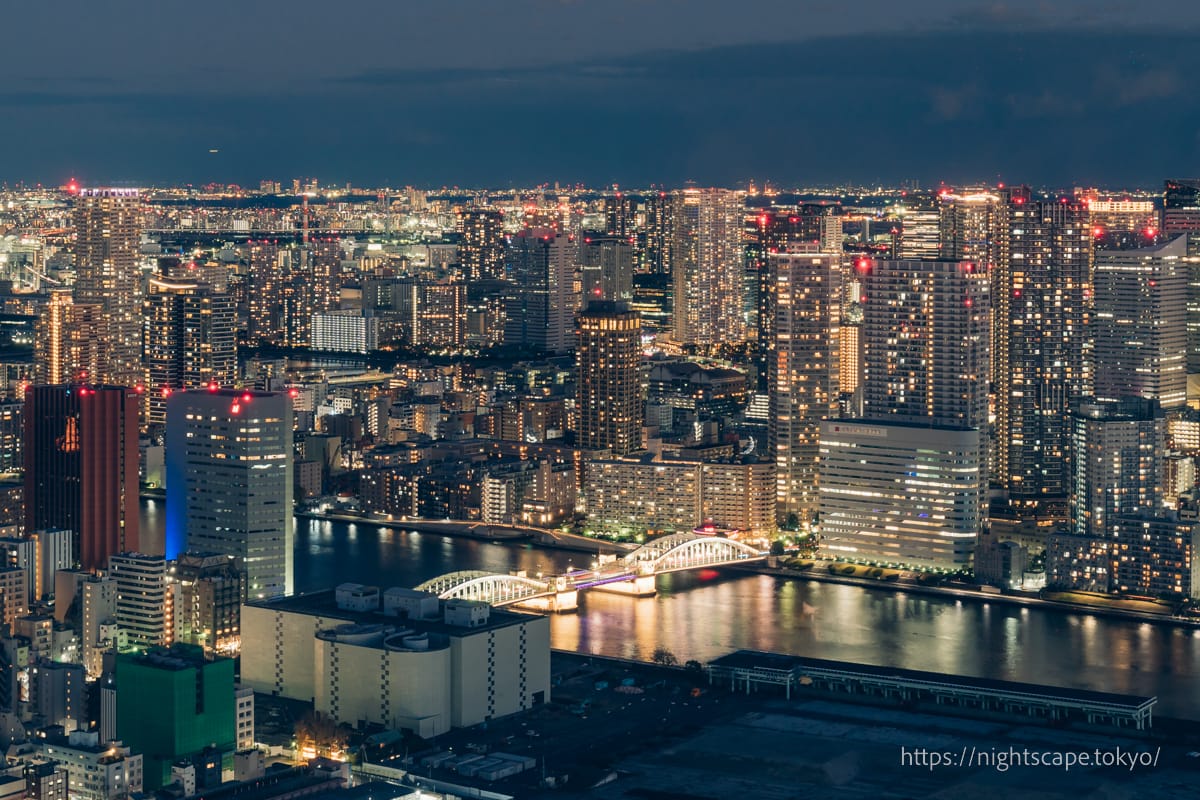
[140,504,1200,719]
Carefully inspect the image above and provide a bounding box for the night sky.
[7,0,1200,188]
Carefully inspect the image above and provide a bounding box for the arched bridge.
[623,532,765,575]
[414,570,556,606]
[416,534,766,607]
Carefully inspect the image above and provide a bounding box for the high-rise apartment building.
[24,385,139,571]
[143,278,237,424]
[603,193,636,239]
[165,390,293,598]
[672,189,746,346]
[72,189,143,386]
[1093,236,1187,409]
[34,290,104,385]
[860,259,990,428]
[504,229,576,352]
[642,192,673,275]
[897,192,941,259]
[580,236,634,305]
[246,240,281,346]
[1071,398,1164,540]
[768,250,841,522]
[576,302,642,456]
[995,189,1092,511]
[457,209,506,282]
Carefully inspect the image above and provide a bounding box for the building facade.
[165,390,293,598]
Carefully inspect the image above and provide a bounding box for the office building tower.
[165,390,293,598]
[860,259,990,428]
[1163,179,1200,235]
[457,209,505,281]
[581,236,634,306]
[72,189,143,386]
[995,189,1092,511]
[768,251,841,522]
[576,303,642,456]
[1093,236,1187,409]
[819,420,982,569]
[143,278,237,425]
[1071,398,1164,539]
[672,188,746,346]
[897,192,941,259]
[504,229,576,352]
[110,552,174,649]
[34,290,104,385]
[115,645,235,790]
[24,385,139,571]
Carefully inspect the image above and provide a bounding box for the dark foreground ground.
[397,651,1200,799]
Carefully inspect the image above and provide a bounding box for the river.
[140,501,1200,719]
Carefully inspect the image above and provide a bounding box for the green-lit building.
[115,644,236,789]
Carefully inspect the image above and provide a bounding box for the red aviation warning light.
[288,388,300,399]
[161,387,172,398]
[855,257,873,274]
[207,382,219,393]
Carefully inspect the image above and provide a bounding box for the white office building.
[818,420,982,570]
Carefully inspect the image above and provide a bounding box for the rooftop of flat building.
[245,588,542,637]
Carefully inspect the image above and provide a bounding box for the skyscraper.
[24,384,140,571]
[897,192,941,260]
[642,192,673,275]
[768,250,841,522]
[576,302,642,456]
[504,229,577,352]
[672,188,746,346]
[72,189,143,386]
[860,259,990,428]
[143,278,237,425]
[995,190,1092,511]
[34,290,103,385]
[580,236,634,306]
[458,209,506,282]
[166,389,293,598]
[1092,236,1188,409]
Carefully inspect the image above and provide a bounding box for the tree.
[651,647,678,667]
[769,539,786,556]
[684,659,704,673]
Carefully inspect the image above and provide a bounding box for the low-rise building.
[241,587,550,738]
[35,731,142,800]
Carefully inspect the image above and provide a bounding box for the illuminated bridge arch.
[623,533,765,575]
[414,570,554,606]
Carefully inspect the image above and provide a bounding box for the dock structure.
[707,650,1157,731]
